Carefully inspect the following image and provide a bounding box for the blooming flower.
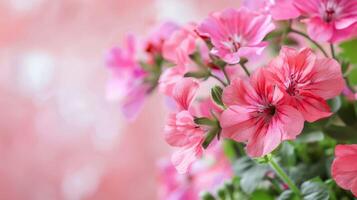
[332,144,357,197]
[220,68,304,157]
[196,8,275,64]
[294,0,357,42]
[162,23,197,63]
[243,0,301,20]
[105,35,149,121]
[164,78,205,173]
[144,21,179,56]
[267,47,344,122]
[157,145,232,200]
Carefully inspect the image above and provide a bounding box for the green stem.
[221,66,231,85]
[239,61,251,76]
[289,28,329,57]
[210,73,227,86]
[330,43,336,59]
[267,156,301,197]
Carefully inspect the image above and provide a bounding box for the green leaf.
[202,126,220,149]
[337,96,357,125]
[184,71,210,79]
[301,178,329,200]
[194,117,215,126]
[278,190,299,200]
[328,96,342,113]
[339,38,357,66]
[200,191,216,200]
[297,131,324,143]
[289,162,325,186]
[211,86,224,107]
[234,157,269,194]
[278,142,296,167]
[323,125,357,143]
[251,190,274,200]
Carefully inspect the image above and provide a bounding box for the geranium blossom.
[196,8,275,64]
[157,145,232,200]
[243,0,301,20]
[294,0,357,42]
[164,78,205,173]
[332,144,357,197]
[267,47,344,122]
[220,68,304,157]
[105,35,149,120]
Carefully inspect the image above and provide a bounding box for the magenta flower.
[267,47,344,122]
[220,68,304,157]
[294,0,357,42]
[243,0,301,20]
[332,144,357,197]
[105,35,149,121]
[196,8,275,64]
[164,78,205,173]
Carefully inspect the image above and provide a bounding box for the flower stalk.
[265,155,301,198]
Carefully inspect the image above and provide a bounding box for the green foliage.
[233,157,270,194]
[211,86,224,107]
[301,178,329,200]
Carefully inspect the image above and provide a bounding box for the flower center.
[222,35,241,53]
[285,74,299,96]
[324,8,335,23]
[256,104,277,123]
[321,1,339,23]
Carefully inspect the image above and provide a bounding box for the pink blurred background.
[0,1,238,199]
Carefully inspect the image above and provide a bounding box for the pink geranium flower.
[294,0,357,42]
[105,35,149,121]
[157,145,232,200]
[164,78,205,173]
[332,144,357,197]
[144,21,179,56]
[162,23,197,63]
[243,0,301,20]
[220,68,304,157]
[267,47,344,122]
[196,8,275,64]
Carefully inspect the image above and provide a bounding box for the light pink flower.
[144,21,179,56]
[105,35,149,121]
[196,8,275,64]
[157,146,232,200]
[267,47,344,122]
[162,23,197,63]
[220,68,304,157]
[243,0,301,20]
[332,144,357,197]
[164,78,205,173]
[294,0,357,42]
[159,51,189,96]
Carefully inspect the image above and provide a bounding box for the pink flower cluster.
[105,1,357,197]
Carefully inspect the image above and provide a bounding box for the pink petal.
[270,0,301,20]
[172,78,199,111]
[306,58,344,99]
[335,144,357,157]
[172,144,203,174]
[165,111,204,147]
[121,85,148,121]
[294,92,332,122]
[220,105,256,142]
[305,17,334,42]
[277,105,304,140]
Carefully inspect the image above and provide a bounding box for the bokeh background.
[0,0,238,199]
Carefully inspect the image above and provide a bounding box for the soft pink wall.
[0,1,239,199]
